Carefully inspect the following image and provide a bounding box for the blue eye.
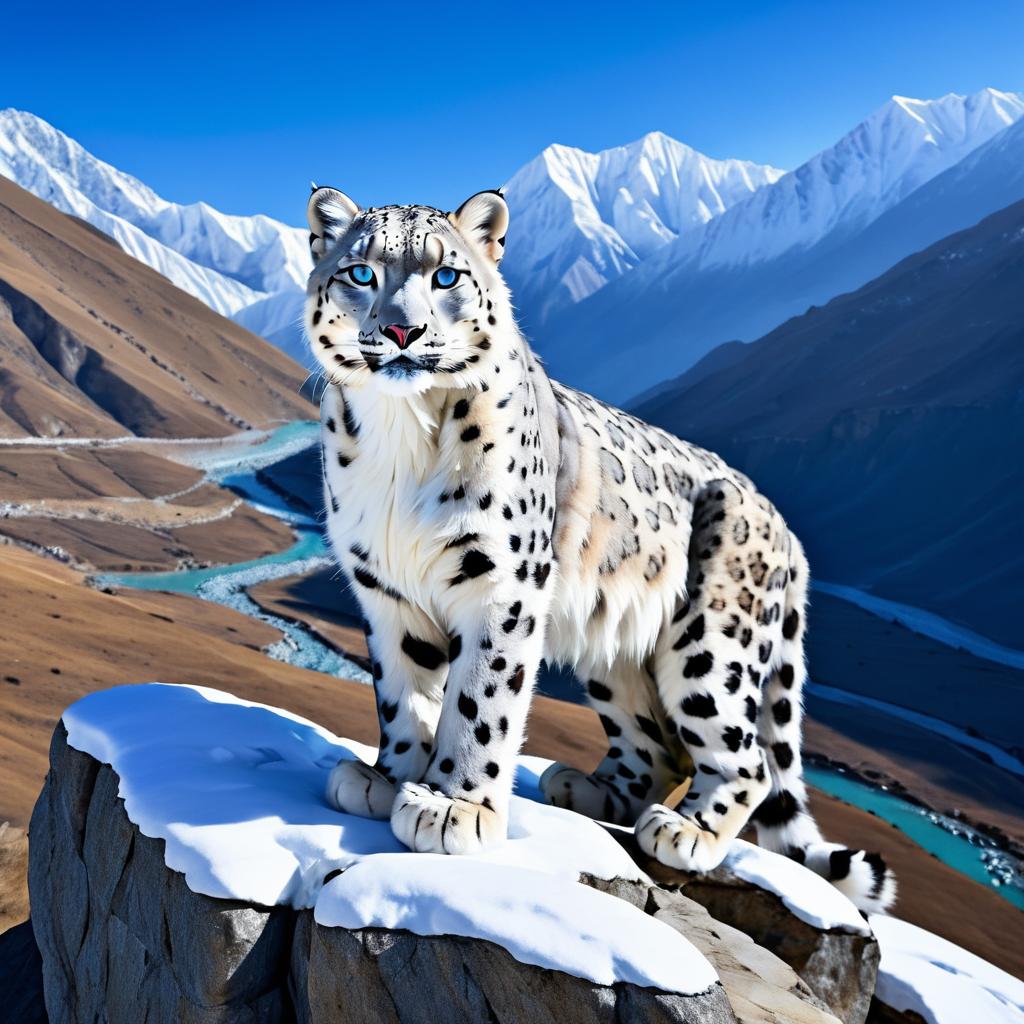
[433,266,459,289]
[347,264,375,286]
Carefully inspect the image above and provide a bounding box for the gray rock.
[28,723,879,1024]
[637,844,880,1024]
[30,724,293,1023]
[584,876,841,1024]
[292,911,735,1024]
[29,725,735,1023]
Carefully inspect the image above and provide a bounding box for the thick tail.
[752,533,898,914]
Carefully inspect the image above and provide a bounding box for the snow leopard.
[306,185,897,913]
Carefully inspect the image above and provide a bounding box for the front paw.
[390,781,506,854]
[325,759,396,820]
[635,803,727,873]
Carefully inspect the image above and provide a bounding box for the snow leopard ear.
[449,190,509,264]
[307,186,360,264]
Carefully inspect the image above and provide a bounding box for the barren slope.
[0,175,311,438]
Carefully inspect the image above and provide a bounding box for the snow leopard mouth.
[374,354,439,378]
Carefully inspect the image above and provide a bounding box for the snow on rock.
[317,854,717,994]
[61,684,647,904]
[521,754,869,936]
[55,682,1021,1014]
[721,840,869,936]
[870,915,1024,1024]
[60,683,718,994]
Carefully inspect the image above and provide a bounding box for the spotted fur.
[307,186,896,913]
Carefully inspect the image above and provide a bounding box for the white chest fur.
[320,386,461,625]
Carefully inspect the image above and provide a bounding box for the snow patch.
[317,855,717,994]
[61,684,716,993]
[722,839,870,935]
[870,915,1024,1024]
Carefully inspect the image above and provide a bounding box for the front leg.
[388,351,557,852]
[326,569,448,819]
[391,592,548,853]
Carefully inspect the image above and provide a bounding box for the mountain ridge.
[500,130,784,327]
[632,196,1024,646]
[533,87,1024,402]
[0,108,310,320]
[4,89,1022,404]
[0,174,311,438]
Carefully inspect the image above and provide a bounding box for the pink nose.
[382,324,407,348]
[381,324,425,349]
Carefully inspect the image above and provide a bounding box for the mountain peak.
[501,130,783,314]
[884,87,1024,128]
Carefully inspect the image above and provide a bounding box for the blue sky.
[3,0,1022,223]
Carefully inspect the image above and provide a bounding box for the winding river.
[96,421,1024,909]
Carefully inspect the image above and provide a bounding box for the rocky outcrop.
[291,914,733,1024]
[587,876,841,1024]
[676,871,878,1024]
[30,728,295,1022]
[610,838,879,1024]
[29,723,878,1023]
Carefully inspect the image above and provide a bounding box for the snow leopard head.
[305,188,512,395]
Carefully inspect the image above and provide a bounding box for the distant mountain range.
[0,109,312,362]
[634,198,1024,647]
[6,90,1022,394]
[536,88,1024,401]
[0,175,310,437]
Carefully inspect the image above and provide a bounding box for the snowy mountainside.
[499,131,784,326]
[0,109,310,323]
[671,87,1024,271]
[536,87,1024,401]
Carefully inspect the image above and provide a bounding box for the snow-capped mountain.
[667,87,1024,271]
[0,109,310,328]
[534,88,1024,402]
[500,132,784,326]
[186,129,786,363]
[5,89,1022,393]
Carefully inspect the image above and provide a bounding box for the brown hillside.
[0,175,311,438]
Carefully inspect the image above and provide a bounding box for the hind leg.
[755,536,897,911]
[752,534,825,855]
[637,480,786,872]
[540,660,685,825]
